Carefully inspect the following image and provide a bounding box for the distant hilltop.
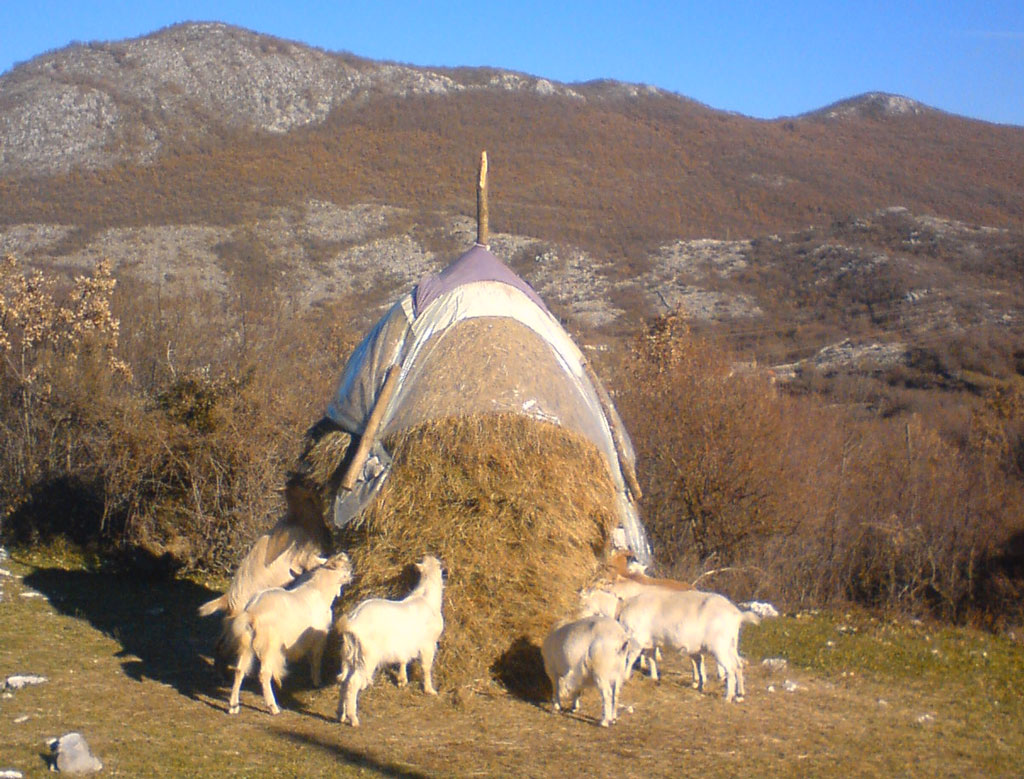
[0,21,971,178]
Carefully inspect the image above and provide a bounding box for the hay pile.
[296,412,617,692]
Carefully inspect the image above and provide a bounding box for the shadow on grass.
[22,563,226,701]
[491,636,549,704]
[273,729,429,778]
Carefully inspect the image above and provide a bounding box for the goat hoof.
[269,705,281,715]
[424,686,438,696]
[599,720,611,728]
[228,705,239,715]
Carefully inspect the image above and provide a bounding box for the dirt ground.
[1,554,1021,777]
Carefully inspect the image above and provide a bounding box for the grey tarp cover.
[325,244,651,564]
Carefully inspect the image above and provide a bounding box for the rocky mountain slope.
[0,22,639,177]
[1,22,1022,388]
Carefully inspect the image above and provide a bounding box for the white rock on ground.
[3,675,48,691]
[741,601,780,619]
[49,733,102,774]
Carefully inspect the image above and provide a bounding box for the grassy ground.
[2,546,1022,778]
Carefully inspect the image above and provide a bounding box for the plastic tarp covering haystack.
[326,244,651,564]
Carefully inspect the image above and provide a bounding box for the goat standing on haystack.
[227,551,353,715]
[336,555,445,727]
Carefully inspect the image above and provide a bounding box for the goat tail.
[197,593,228,618]
[740,610,762,627]
[338,628,362,684]
[229,612,255,651]
[226,612,256,676]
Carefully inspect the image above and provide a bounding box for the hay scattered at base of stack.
[334,413,617,693]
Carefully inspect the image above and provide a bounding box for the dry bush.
[616,312,804,583]
[0,254,132,539]
[617,311,1024,623]
[0,255,357,573]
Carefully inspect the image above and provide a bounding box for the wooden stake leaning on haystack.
[339,363,401,492]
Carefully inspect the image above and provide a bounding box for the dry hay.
[289,417,354,502]
[386,316,606,440]
[331,412,618,694]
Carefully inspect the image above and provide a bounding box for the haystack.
[285,235,650,692]
[332,414,615,688]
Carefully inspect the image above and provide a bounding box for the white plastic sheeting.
[325,247,651,563]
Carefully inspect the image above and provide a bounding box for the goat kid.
[227,551,353,715]
[541,615,638,727]
[336,555,445,727]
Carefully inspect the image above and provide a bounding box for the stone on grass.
[49,733,102,774]
[3,675,48,691]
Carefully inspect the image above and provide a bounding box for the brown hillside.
[0,24,1022,265]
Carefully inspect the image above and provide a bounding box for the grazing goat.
[542,615,638,727]
[227,552,353,715]
[581,559,695,683]
[336,555,445,727]
[616,589,760,702]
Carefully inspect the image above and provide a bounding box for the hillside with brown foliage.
[3,87,1024,263]
[1,24,1023,261]
[1,23,1023,628]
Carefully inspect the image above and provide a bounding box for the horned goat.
[198,521,325,620]
[336,555,445,727]
[198,485,328,670]
[227,552,353,715]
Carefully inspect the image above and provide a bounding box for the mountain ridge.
[1,21,1022,390]
[2,22,1016,179]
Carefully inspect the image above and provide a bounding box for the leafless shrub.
[0,254,355,573]
[617,311,1024,622]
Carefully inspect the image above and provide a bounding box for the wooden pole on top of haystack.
[477,150,489,247]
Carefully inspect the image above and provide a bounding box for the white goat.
[616,589,760,702]
[199,519,325,675]
[198,521,325,620]
[227,551,353,715]
[580,582,683,683]
[541,615,638,727]
[336,555,445,727]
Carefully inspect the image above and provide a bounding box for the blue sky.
[1,1,1022,125]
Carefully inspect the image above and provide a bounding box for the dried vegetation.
[1,247,1022,631]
